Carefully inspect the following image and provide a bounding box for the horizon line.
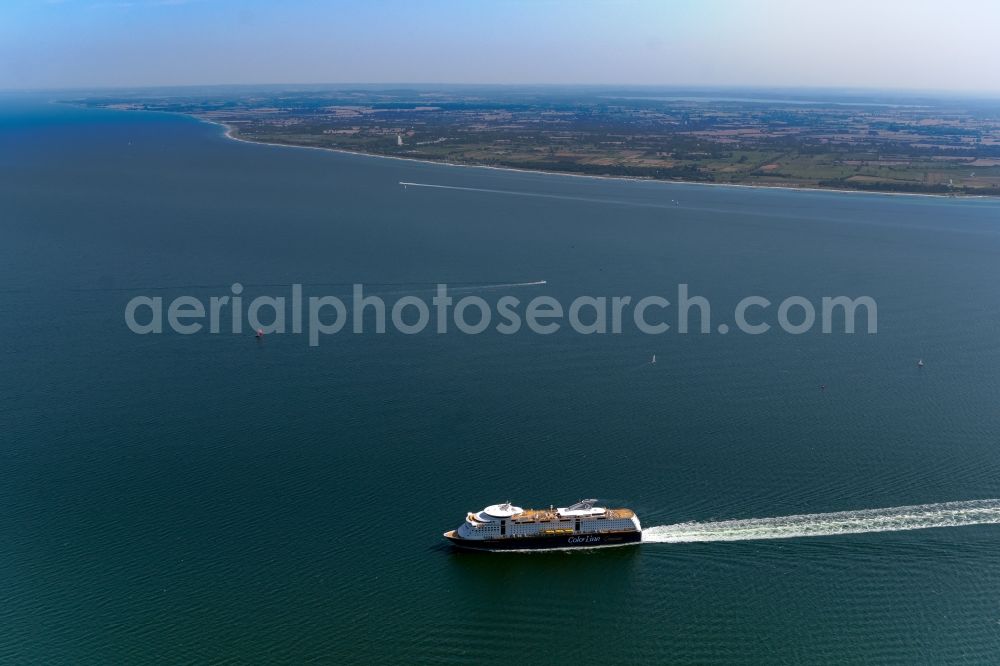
[4,82,1000,99]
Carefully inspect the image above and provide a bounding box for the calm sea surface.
[3,95,1000,663]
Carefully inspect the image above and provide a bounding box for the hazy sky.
[2,0,998,92]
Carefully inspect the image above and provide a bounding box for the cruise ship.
[443,499,642,552]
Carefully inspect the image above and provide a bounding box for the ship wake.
[642,499,1000,543]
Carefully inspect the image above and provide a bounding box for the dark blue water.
[3,95,1000,663]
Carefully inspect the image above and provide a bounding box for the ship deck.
[511,508,635,523]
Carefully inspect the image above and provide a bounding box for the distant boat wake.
[368,280,546,297]
[450,280,546,292]
[399,181,679,209]
[642,499,1000,543]
[400,181,580,199]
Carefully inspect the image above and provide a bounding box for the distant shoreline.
[195,115,991,201]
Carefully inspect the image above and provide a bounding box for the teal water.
[3,95,1000,663]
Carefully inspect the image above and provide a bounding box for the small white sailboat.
[651,354,656,365]
[917,358,924,368]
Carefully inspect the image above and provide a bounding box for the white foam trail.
[642,499,1000,543]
